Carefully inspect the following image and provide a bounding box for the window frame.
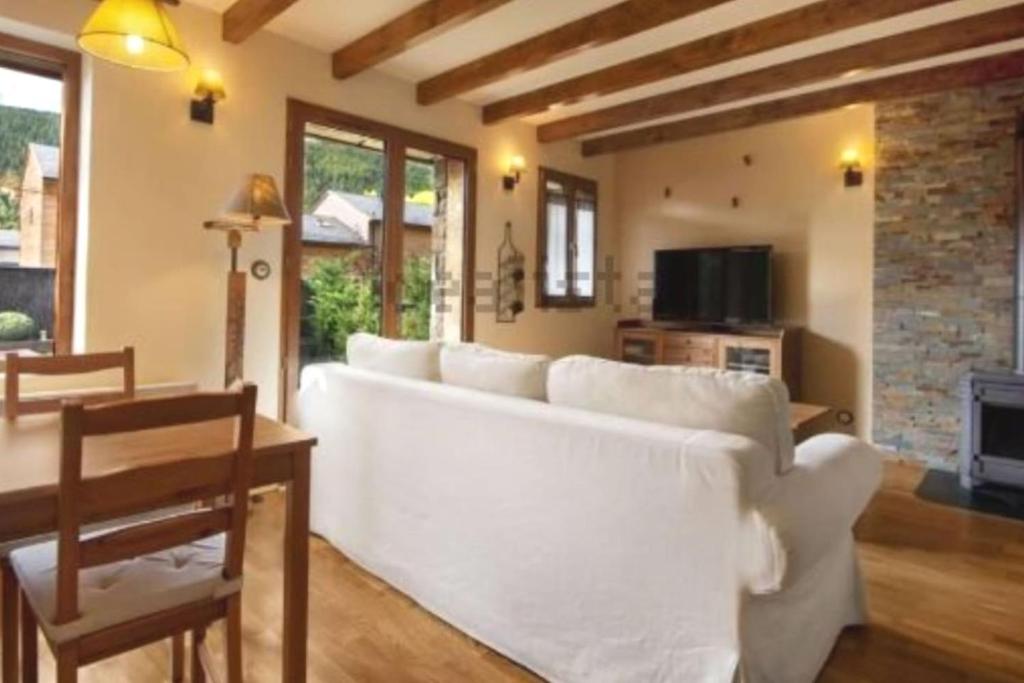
[282,99,478,420]
[536,166,598,309]
[0,31,81,355]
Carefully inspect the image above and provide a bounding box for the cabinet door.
[718,337,780,378]
[618,331,662,365]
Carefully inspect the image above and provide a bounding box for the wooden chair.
[1,347,136,683]
[3,347,135,420]
[9,384,257,683]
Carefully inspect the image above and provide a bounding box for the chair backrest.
[53,383,258,625]
[3,347,136,420]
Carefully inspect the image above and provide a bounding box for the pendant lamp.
[78,0,190,72]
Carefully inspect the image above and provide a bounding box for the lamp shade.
[208,174,291,231]
[195,69,227,102]
[78,0,190,72]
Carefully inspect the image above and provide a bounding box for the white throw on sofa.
[297,337,883,683]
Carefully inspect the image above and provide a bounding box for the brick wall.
[873,79,1023,469]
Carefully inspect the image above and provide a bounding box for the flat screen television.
[653,246,773,325]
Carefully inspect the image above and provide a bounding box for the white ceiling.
[183,0,1024,138]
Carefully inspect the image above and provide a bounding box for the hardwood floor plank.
[8,461,1024,681]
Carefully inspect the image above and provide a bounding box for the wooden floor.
[10,461,1024,682]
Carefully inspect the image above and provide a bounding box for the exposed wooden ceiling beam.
[222,0,302,44]
[333,0,514,80]
[540,5,1024,143]
[416,0,731,105]
[482,0,955,124]
[580,50,1024,156]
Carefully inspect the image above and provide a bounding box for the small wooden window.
[537,167,597,308]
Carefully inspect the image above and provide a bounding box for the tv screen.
[653,246,772,325]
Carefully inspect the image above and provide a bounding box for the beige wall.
[0,2,618,416]
[615,107,875,438]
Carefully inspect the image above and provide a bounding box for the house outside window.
[537,167,597,308]
[0,33,80,356]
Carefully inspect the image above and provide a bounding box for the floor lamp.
[204,174,290,387]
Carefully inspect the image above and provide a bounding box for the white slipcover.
[548,356,795,475]
[298,363,882,683]
[441,343,550,400]
[346,332,441,381]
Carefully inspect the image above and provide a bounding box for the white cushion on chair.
[11,533,241,644]
[0,505,195,559]
[1,533,55,558]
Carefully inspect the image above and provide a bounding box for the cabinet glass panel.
[622,337,657,365]
[725,346,771,374]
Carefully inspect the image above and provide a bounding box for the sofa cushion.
[547,356,794,474]
[441,343,550,401]
[346,333,441,381]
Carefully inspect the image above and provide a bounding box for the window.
[0,33,80,355]
[537,167,597,308]
[283,100,476,418]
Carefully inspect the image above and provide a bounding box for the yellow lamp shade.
[840,147,861,168]
[195,69,227,102]
[78,0,190,72]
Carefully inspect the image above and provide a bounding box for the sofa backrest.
[296,362,782,647]
[548,356,795,475]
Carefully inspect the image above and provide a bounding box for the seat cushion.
[547,355,795,474]
[0,533,54,558]
[440,343,550,400]
[11,533,241,644]
[0,504,195,558]
[347,333,441,381]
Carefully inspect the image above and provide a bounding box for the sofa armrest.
[760,434,883,589]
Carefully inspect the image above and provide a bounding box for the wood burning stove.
[960,111,1024,492]
[960,372,1024,489]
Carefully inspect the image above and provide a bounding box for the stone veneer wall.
[873,79,1023,469]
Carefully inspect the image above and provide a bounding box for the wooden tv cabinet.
[615,321,802,399]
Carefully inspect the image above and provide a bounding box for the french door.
[281,100,476,418]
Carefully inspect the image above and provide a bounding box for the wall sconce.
[840,147,863,188]
[191,69,226,124]
[502,155,526,191]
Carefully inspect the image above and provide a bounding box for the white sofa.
[297,352,882,683]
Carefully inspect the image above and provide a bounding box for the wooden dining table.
[0,412,316,683]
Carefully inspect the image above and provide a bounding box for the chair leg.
[226,595,242,683]
[54,644,77,683]
[191,628,207,683]
[1,557,17,683]
[19,591,35,683]
[170,633,184,683]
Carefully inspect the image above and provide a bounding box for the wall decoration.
[497,221,525,323]
[251,259,272,281]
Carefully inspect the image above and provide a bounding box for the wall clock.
[251,259,272,281]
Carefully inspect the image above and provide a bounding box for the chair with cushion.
[1,347,136,683]
[10,383,257,683]
[3,347,135,421]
